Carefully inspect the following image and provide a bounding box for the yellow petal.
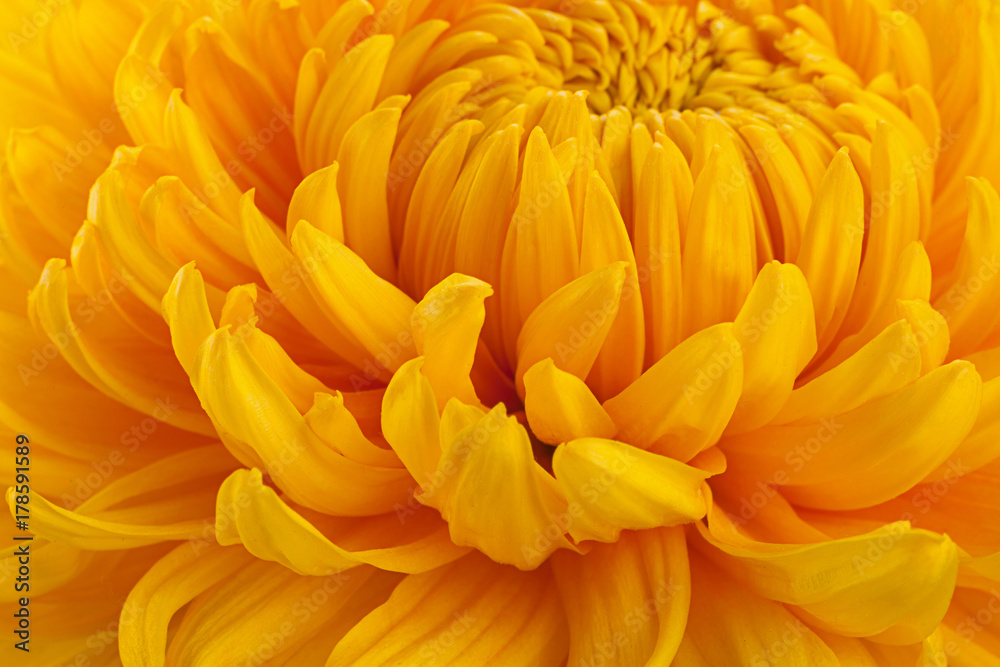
[676,552,839,665]
[119,542,256,667]
[397,119,482,295]
[896,298,950,374]
[32,259,213,436]
[381,358,442,486]
[164,557,400,667]
[698,495,959,641]
[290,220,416,375]
[739,124,812,262]
[286,162,344,240]
[240,191,371,365]
[728,262,817,434]
[924,376,1000,481]
[421,405,573,569]
[682,144,755,336]
[6,445,235,550]
[934,178,1000,357]
[941,591,1000,667]
[215,468,468,576]
[604,323,743,461]
[773,320,921,425]
[304,392,401,468]
[327,555,568,666]
[504,126,580,330]
[162,263,217,376]
[552,528,689,665]
[580,170,644,398]
[813,240,933,375]
[303,34,394,173]
[842,121,921,333]
[514,262,627,398]
[163,90,243,223]
[523,358,616,445]
[634,143,683,365]
[795,147,865,351]
[143,176,260,287]
[722,361,983,510]
[412,273,493,407]
[827,457,1000,561]
[192,327,412,515]
[553,438,709,542]
[337,103,405,282]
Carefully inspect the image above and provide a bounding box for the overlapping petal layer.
[1,0,999,664]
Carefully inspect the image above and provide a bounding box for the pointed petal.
[842,121,921,333]
[934,179,1000,357]
[698,496,959,642]
[604,323,743,461]
[119,542,256,667]
[305,392,401,468]
[682,145,755,335]
[286,163,344,240]
[523,358,616,445]
[338,103,405,282]
[381,358,442,486]
[728,262,817,434]
[412,274,493,407]
[215,469,468,576]
[553,439,708,542]
[514,262,626,398]
[581,170,644,397]
[422,405,573,569]
[164,559,400,667]
[507,126,580,326]
[290,220,416,375]
[192,328,412,515]
[773,320,921,425]
[722,361,983,509]
[796,148,865,350]
[634,144,683,365]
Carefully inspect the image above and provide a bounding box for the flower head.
[2,0,1000,664]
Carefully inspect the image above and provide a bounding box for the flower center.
[531,1,765,114]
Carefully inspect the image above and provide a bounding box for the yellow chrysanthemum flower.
[2,0,1000,664]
